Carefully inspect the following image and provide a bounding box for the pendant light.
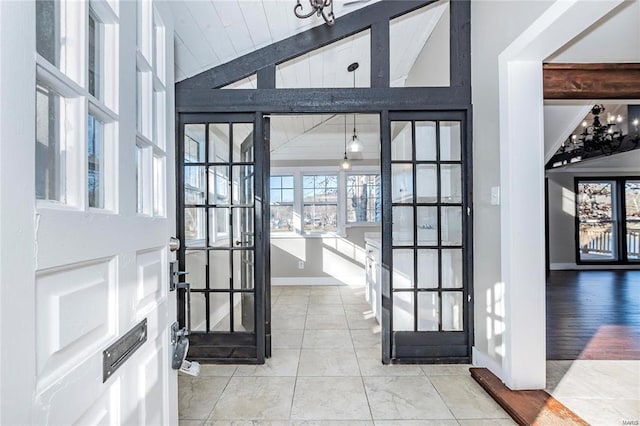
[347,62,363,153]
[341,114,351,170]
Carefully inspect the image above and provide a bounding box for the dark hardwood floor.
[546,270,640,360]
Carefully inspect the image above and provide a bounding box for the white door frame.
[497,0,623,390]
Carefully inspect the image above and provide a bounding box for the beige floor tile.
[304,314,348,330]
[234,349,300,377]
[350,329,381,348]
[205,421,291,426]
[271,313,306,330]
[272,303,309,316]
[179,420,204,426]
[343,304,374,316]
[293,421,373,426]
[309,294,343,305]
[355,347,423,377]
[421,364,472,376]
[271,330,304,349]
[346,314,379,331]
[198,365,238,377]
[209,377,296,420]
[309,286,342,296]
[430,375,510,420]
[302,329,354,349]
[374,421,459,426]
[341,294,370,305]
[363,376,454,420]
[275,296,310,306]
[297,349,360,376]
[457,420,517,425]
[291,377,372,420]
[307,304,345,316]
[278,287,311,296]
[179,376,231,420]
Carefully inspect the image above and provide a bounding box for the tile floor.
[178,285,514,425]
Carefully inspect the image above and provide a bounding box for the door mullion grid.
[411,120,419,333]
[229,122,235,333]
[205,123,212,333]
[436,120,443,333]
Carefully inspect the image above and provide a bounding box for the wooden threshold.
[470,367,588,426]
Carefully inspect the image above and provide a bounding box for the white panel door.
[0,1,177,424]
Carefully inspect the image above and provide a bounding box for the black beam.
[176,0,437,90]
[177,87,471,113]
[257,65,276,89]
[370,20,390,88]
[450,0,471,92]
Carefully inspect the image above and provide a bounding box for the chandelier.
[548,105,640,168]
[294,0,335,26]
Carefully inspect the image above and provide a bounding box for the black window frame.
[575,176,640,265]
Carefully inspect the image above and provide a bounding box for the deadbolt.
[169,237,180,252]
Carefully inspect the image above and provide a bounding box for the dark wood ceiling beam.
[543,63,640,99]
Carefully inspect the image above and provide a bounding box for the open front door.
[178,113,268,362]
[383,111,472,363]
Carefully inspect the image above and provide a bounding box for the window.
[347,174,381,223]
[36,0,60,67]
[35,83,65,202]
[303,175,338,233]
[87,114,104,208]
[270,176,294,232]
[88,11,102,99]
[576,178,640,263]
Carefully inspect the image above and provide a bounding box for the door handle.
[169,237,180,252]
[235,240,242,246]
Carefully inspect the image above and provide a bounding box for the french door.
[178,113,268,362]
[382,111,472,363]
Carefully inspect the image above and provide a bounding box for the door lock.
[169,261,189,292]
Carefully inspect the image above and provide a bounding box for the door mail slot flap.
[103,318,147,382]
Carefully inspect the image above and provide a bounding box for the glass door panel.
[386,113,470,362]
[626,180,640,260]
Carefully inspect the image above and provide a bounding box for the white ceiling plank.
[174,33,205,78]
[170,3,220,68]
[238,1,273,50]
[213,1,257,57]
[262,1,294,41]
[183,1,237,65]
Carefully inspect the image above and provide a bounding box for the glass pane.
[417,250,438,289]
[233,165,254,205]
[393,250,414,289]
[393,206,414,246]
[271,205,293,232]
[442,292,463,331]
[153,155,164,216]
[234,292,254,332]
[184,166,205,204]
[391,121,412,161]
[625,181,640,220]
[276,29,371,88]
[209,250,231,289]
[36,0,59,66]
[35,83,65,202]
[87,115,104,208]
[442,206,462,246]
[210,208,230,244]
[233,250,255,290]
[184,208,206,246]
[417,292,439,331]
[393,292,414,331]
[190,293,207,332]
[415,121,437,161]
[282,189,294,203]
[577,182,613,221]
[579,223,616,261]
[303,175,338,202]
[208,166,230,205]
[136,145,143,212]
[416,164,437,203]
[209,123,230,162]
[392,164,413,203]
[88,13,101,99]
[185,250,206,290]
[184,124,206,163]
[347,174,381,223]
[303,205,337,232]
[442,249,463,288]
[390,1,450,87]
[417,207,438,246]
[234,123,254,162]
[233,208,254,247]
[441,164,462,203]
[210,293,230,332]
[627,222,640,260]
[440,121,461,161]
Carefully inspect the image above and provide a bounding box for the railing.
[579,225,640,258]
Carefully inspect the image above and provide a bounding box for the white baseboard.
[550,262,640,270]
[271,276,354,286]
[472,347,504,380]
